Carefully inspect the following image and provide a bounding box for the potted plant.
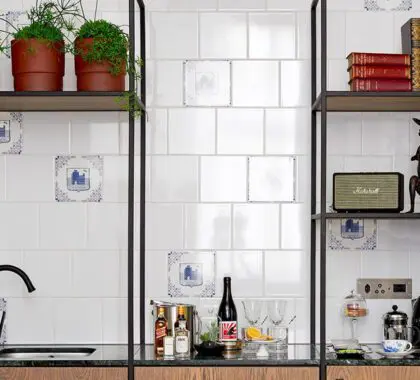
[0,1,81,91]
[194,320,224,357]
[73,19,128,91]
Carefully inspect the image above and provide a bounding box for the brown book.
[347,52,410,68]
[401,18,420,91]
[349,65,411,79]
[349,79,412,92]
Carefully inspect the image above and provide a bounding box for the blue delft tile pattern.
[365,0,412,10]
[0,11,25,58]
[0,298,6,345]
[55,155,103,202]
[0,112,23,154]
[328,219,377,250]
[168,251,215,298]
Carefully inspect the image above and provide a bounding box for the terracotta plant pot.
[11,38,65,91]
[74,37,126,92]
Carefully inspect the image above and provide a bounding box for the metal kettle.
[411,297,420,348]
[383,304,409,341]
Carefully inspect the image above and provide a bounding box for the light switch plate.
[357,278,412,299]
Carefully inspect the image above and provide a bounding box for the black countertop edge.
[326,359,420,366]
[0,360,129,367]
[132,360,320,367]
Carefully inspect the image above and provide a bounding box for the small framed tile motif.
[55,155,103,202]
[184,60,231,106]
[168,251,216,298]
[0,112,23,154]
[328,218,377,250]
[365,0,411,11]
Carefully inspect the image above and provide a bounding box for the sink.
[0,347,96,359]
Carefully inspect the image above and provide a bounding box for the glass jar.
[343,290,368,318]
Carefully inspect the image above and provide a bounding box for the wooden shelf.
[0,91,143,112]
[312,212,420,220]
[312,91,420,112]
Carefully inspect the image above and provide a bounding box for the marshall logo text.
[353,187,380,195]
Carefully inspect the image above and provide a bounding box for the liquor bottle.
[217,277,238,348]
[154,307,168,355]
[174,305,190,357]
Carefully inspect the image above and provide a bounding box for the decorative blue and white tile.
[0,11,27,58]
[0,298,6,345]
[55,155,103,202]
[365,0,412,10]
[168,251,216,298]
[328,218,377,250]
[0,112,23,154]
[184,60,231,106]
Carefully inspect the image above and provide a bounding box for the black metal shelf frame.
[310,1,329,380]
[310,2,420,380]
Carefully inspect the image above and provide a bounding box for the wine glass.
[242,300,266,327]
[268,300,288,326]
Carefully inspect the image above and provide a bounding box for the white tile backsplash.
[249,13,296,59]
[233,204,280,249]
[217,109,264,154]
[150,12,198,59]
[151,156,199,202]
[200,13,247,58]
[200,156,247,202]
[1,0,415,346]
[184,204,231,249]
[39,204,86,249]
[232,61,279,107]
[6,156,53,201]
[168,109,216,154]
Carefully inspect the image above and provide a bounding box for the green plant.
[0,0,84,55]
[75,19,128,75]
[200,320,219,343]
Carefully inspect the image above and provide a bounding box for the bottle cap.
[178,305,185,315]
[158,306,165,314]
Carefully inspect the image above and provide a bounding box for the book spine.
[401,19,420,91]
[350,79,412,91]
[349,65,411,79]
[349,53,410,67]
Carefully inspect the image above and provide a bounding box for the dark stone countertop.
[326,344,420,366]
[0,344,134,367]
[134,344,319,366]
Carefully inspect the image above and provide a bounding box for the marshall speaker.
[333,172,404,213]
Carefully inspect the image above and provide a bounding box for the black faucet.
[0,265,35,341]
[0,265,36,293]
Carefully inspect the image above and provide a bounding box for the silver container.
[383,304,409,341]
[150,300,200,352]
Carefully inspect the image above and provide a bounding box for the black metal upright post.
[139,0,146,347]
[320,0,328,379]
[128,0,136,378]
[310,0,318,351]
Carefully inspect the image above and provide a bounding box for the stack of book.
[347,52,411,91]
[402,18,420,91]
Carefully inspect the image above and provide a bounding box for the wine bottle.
[217,277,238,347]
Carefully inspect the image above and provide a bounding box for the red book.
[349,65,411,80]
[347,52,411,68]
[349,79,412,91]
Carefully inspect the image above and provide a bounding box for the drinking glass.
[268,300,287,326]
[242,300,266,327]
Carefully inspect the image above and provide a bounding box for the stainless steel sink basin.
[0,347,96,359]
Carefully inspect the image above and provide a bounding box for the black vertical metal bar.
[320,0,327,379]
[139,0,146,347]
[128,0,136,377]
[310,1,317,350]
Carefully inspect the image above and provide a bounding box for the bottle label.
[155,326,167,340]
[175,336,189,354]
[219,321,237,341]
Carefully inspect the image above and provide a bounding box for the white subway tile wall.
[0,0,417,346]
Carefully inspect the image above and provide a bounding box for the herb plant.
[200,320,219,343]
[0,0,84,55]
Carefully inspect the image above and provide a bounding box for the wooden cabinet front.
[0,367,126,380]
[136,367,318,380]
[328,366,420,380]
